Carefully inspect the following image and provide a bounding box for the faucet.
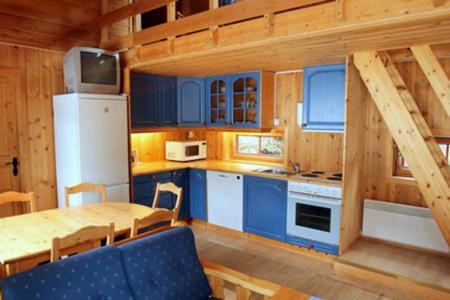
[288,160,301,174]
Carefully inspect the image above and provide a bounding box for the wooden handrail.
[100,0,332,51]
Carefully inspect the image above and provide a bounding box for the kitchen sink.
[251,168,297,176]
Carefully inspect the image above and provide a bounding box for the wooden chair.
[130,182,183,237]
[64,183,107,207]
[50,223,115,262]
[0,191,36,216]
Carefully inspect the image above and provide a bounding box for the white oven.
[287,182,342,246]
[165,140,207,162]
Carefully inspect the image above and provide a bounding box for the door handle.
[5,157,19,176]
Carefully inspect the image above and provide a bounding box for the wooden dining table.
[0,202,155,278]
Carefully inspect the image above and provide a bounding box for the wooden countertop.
[132,160,343,187]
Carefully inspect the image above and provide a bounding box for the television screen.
[80,51,117,85]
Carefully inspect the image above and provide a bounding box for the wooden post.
[354,50,450,245]
[336,0,345,19]
[167,1,176,22]
[101,0,109,43]
[410,45,450,117]
[209,0,219,10]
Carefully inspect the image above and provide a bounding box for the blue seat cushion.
[1,246,134,300]
[118,227,211,300]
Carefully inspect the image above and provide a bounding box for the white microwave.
[165,141,207,162]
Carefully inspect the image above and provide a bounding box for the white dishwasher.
[207,171,244,232]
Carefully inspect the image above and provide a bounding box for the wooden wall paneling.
[340,56,368,253]
[410,45,450,117]
[0,44,64,212]
[362,57,450,208]
[354,50,450,245]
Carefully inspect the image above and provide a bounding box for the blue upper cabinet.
[131,73,159,128]
[243,176,287,242]
[302,63,346,132]
[159,76,177,126]
[130,73,177,128]
[229,72,261,128]
[177,77,205,126]
[206,76,230,127]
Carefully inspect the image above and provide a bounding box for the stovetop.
[295,171,343,183]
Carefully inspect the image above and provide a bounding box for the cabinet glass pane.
[210,95,218,108]
[233,94,244,108]
[245,77,258,92]
[246,93,257,108]
[218,80,226,94]
[210,110,218,123]
[218,109,226,123]
[246,109,257,124]
[234,78,245,93]
[211,80,219,94]
[233,109,244,123]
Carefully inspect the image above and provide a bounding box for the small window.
[236,135,283,158]
[394,138,450,177]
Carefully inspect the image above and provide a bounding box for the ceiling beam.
[411,45,450,117]
[354,50,450,246]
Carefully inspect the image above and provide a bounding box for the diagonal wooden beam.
[411,45,450,117]
[353,50,450,245]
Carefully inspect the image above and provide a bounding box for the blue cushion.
[1,246,134,300]
[118,227,211,300]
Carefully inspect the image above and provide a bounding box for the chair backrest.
[0,191,36,215]
[152,182,183,222]
[64,183,107,207]
[50,223,115,262]
[130,182,183,238]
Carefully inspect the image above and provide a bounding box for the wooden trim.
[431,0,447,7]
[100,0,109,43]
[101,0,331,50]
[411,45,450,117]
[353,51,450,245]
[99,0,176,27]
[334,260,450,300]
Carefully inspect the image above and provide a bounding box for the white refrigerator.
[53,93,130,208]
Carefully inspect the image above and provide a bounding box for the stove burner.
[326,176,342,181]
[333,173,342,177]
[301,173,319,178]
[311,171,325,174]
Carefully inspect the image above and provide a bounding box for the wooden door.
[0,69,21,215]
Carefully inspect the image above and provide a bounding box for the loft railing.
[99,0,334,51]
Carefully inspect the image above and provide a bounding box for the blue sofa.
[1,227,318,300]
[1,227,211,300]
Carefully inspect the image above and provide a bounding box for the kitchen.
[129,65,346,256]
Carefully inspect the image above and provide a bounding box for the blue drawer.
[287,235,339,256]
[134,172,172,184]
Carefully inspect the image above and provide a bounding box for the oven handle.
[288,192,342,205]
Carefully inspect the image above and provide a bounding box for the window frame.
[231,133,284,163]
[393,137,450,178]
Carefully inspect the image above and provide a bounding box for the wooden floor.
[339,238,450,290]
[192,226,429,300]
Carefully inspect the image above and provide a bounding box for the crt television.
[63,47,120,94]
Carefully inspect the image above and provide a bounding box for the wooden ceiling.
[0,0,100,51]
[126,0,450,76]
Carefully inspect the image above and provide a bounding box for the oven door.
[287,192,341,245]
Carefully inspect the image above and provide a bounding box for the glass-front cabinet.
[230,72,260,127]
[206,72,264,128]
[206,77,230,126]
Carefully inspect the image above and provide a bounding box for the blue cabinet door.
[177,78,205,126]
[189,169,207,221]
[302,63,346,131]
[131,73,159,128]
[244,176,287,241]
[206,76,230,126]
[172,169,189,219]
[229,72,260,128]
[159,76,177,126]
